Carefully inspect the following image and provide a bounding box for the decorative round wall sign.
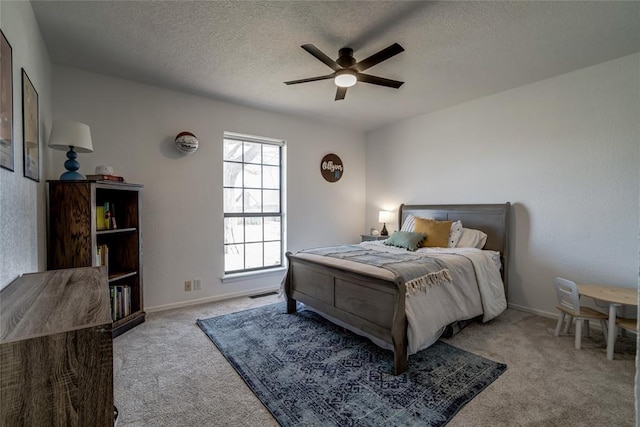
[175,131,199,154]
[320,153,343,182]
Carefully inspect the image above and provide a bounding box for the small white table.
[577,284,638,360]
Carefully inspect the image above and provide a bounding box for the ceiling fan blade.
[301,44,341,71]
[354,43,404,72]
[357,73,404,88]
[284,74,335,85]
[335,86,347,101]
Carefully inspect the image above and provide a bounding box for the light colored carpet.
[113,295,636,426]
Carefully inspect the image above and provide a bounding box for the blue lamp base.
[59,146,86,180]
[59,170,86,180]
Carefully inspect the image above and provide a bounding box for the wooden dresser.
[0,267,114,426]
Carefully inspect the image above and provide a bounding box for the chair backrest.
[555,277,580,315]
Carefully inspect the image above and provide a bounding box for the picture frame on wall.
[22,68,39,182]
[0,30,13,172]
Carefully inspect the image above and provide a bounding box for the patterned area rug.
[197,303,506,426]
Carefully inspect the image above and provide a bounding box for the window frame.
[223,133,285,275]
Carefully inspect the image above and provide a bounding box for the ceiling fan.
[284,43,405,101]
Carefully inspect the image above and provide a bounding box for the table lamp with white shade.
[48,120,93,180]
[378,210,393,236]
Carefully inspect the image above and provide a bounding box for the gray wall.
[51,66,366,310]
[0,1,52,290]
[365,53,639,317]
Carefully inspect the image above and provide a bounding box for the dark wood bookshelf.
[47,180,145,337]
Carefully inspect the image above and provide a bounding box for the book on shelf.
[104,202,111,230]
[96,244,109,268]
[110,287,117,321]
[124,286,131,316]
[99,202,117,230]
[110,285,132,321]
[86,174,125,182]
[96,206,106,230]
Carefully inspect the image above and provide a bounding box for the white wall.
[366,54,639,316]
[0,1,52,290]
[51,66,366,310]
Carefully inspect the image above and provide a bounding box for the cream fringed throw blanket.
[301,245,452,295]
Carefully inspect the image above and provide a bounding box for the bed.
[284,203,510,375]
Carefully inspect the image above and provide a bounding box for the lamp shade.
[378,210,392,224]
[48,121,93,153]
[48,121,93,180]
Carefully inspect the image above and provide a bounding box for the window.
[223,134,284,274]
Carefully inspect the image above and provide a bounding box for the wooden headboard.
[398,203,511,295]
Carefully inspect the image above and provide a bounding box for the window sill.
[222,267,287,284]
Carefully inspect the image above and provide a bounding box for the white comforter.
[294,241,507,354]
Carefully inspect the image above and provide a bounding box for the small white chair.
[554,277,608,349]
[616,317,638,335]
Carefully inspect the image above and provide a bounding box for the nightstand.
[361,234,388,242]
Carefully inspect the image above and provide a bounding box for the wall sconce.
[175,131,199,154]
[378,210,392,236]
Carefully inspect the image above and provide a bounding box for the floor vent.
[249,291,278,299]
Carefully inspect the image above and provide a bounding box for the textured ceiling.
[31,1,640,132]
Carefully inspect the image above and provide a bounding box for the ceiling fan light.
[334,71,357,88]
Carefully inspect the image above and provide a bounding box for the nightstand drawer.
[361,234,388,242]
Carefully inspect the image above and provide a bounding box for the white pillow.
[400,215,416,232]
[401,215,463,248]
[456,228,488,249]
[401,215,437,232]
[448,220,463,248]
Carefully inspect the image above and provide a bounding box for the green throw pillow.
[383,231,427,251]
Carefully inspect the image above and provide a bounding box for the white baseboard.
[146,286,281,313]
[508,303,557,319]
[508,303,622,334]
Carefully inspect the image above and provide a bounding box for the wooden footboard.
[285,252,408,375]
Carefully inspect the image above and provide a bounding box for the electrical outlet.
[194,278,202,291]
[184,280,192,292]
